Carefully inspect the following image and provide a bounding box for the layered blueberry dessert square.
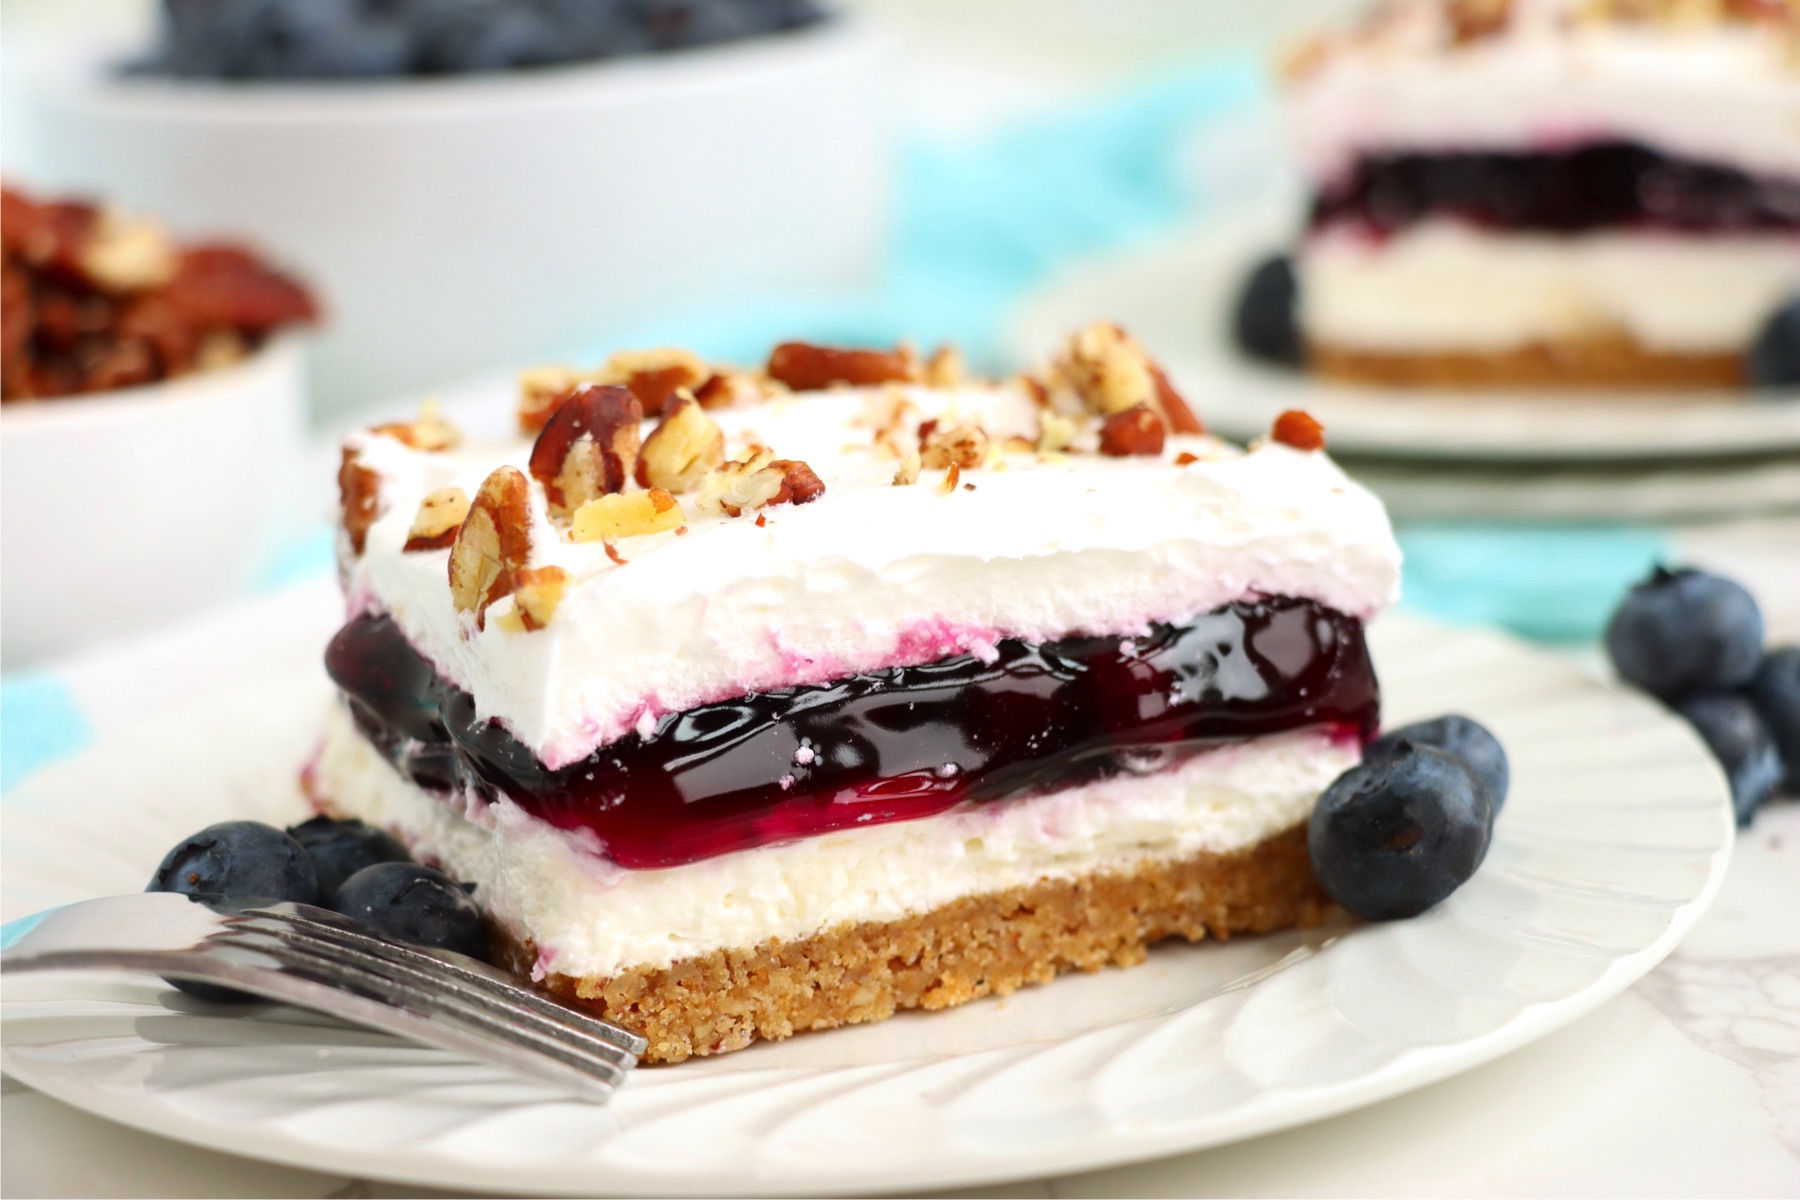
[1273,0,1800,388]
[310,325,1400,1062]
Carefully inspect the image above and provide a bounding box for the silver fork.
[0,892,643,1101]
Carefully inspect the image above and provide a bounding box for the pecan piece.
[373,399,460,452]
[528,384,642,518]
[338,447,383,556]
[766,341,917,391]
[637,394,725,493]
[404,486,471,551]
[448,466,533,627]
[1056,322,1203,433]
[517,365,592,434]
[919,422,989,470]
[923,344,965,388]
[1098,404,1166,457]
[695,451,826,516]
[893,451,922,486]
[693,368,767,409]
[79,208,178,293]
[601,348,708,417]
[494,565,568,632]
[571,487,685,542]
[1271,409,1326,451]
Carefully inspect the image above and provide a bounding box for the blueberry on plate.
[1365,714,1509,813]
[287,816,413,898]
[1750,647,1800,793]
[1231,253,1304,369]
[148,820,320,905]
[333,862,488,960]
[148,820,320,1002]
[1678,693,1784,826]
[1604,567,1764,703]
[1309,743,1493,921]
[1748,296,1800,388]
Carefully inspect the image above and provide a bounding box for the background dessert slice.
[1279,0,1800,389]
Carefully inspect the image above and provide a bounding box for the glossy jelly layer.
[1311,142,1800,236]
[325,599,1380,869]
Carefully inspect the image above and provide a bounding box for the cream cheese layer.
[314,703,1355,979]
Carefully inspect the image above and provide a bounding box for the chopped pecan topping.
[1055,321,1203,434]
[637,394,725,493]
[919,422,989,470]
[601,347,709,417]
[923,344,965,388]
[695,451,826,516]
[1098,403,1166,457]
[448,466,533,628]
[893,451,922,486]
[373,399,460,452]
[1174,451,1200,466]
[570,487,685,542]
[939,462,962,494]
[1271,409,1326,451]
[1447,0,1512,42]
[693,368,768,409]
[516,365,594,434]
[499,566,568,632]
[1017,373,1051,408]
[403,486,471,551]
[1036,411,1079,454]
[766,341,917,391]
[337,448,383,557]
[529,384,642,518]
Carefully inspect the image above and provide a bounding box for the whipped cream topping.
[1287,1,1800,181]
[1300,220,1800,352]
[314,703,1355,978]
[341,382,1400,768]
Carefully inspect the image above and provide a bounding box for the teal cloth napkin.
[0,56,1665,793]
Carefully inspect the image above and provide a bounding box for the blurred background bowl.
[10,19,890,422]
[1,336,308,667]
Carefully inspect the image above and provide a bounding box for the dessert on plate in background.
[1240,0,1800,391]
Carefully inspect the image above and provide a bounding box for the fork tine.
[224,915,641,1063]
[234,907,646,1056]
[207,932,634,1087]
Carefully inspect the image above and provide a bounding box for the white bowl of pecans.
[1,186,316,668]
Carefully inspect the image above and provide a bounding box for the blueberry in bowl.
[334,862,490,960]
[1308,742,1494,921]
[1748,296,1800,389]
[1604,567,1764,703]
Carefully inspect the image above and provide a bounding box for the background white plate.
[1005,211,1800,465]
[0,615,1733,1197]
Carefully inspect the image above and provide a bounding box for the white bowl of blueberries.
[13,0,890,420]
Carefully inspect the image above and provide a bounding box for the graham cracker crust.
[505,825,1331,1064]
[1308,334,1744,390]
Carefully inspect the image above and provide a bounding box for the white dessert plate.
[1005,210,1800,464]
[0,614,1732,1197]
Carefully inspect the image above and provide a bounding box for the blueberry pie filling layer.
[309,327,1401,1061]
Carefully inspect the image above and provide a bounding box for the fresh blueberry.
[1308,743,1492,921]
[1676,693,1783,826]
[333,862,488,959]
[1604,567,1764,703]
[149,820,320,904]
[425,5,567,71]
[1366,714,1509,813]
[1749,647,1800,794]
[1748,296,1800,388]
[287,816,412,897]
[148,819,320,1003]
[1231,253,1304,369]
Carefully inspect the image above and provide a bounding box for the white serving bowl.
[1,338,309,669]
[12,20,891,423]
